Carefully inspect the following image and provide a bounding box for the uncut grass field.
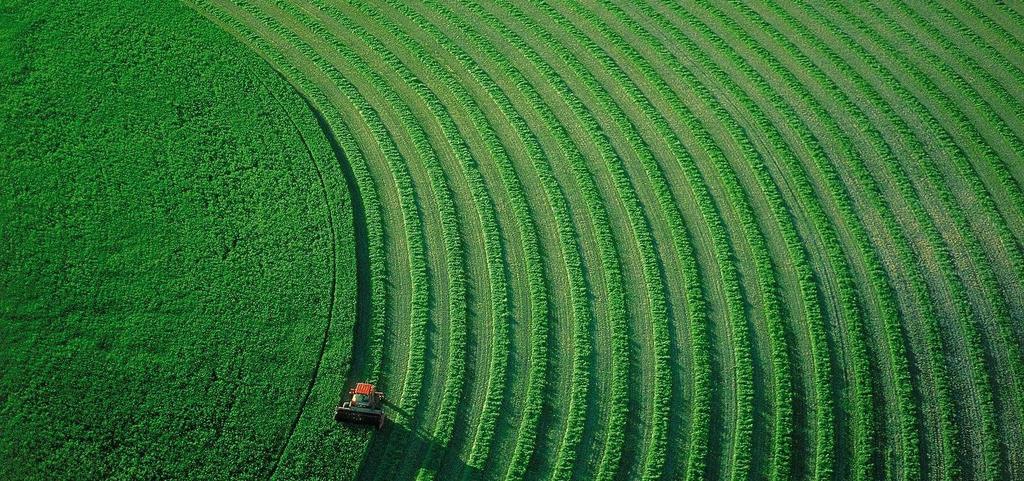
[2,0,1023,480]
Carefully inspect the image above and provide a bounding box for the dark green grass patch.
[0,0,355,478]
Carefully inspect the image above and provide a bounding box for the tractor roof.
[354,383,375,395]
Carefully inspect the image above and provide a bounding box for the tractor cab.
[335,382,386,429]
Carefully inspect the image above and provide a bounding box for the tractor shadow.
[295,71,478,480]
[346,399,480,479]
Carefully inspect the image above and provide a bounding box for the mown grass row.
[328,1,595,478]
[430,1,639,477]
[518,1,721,478]
[470,0,666,474]
[186,1,410,475]
[622,3,838,480]
[716,3,930,479]
[677,4,891,481]
[745,5,963,479]
[485,1,708,477]
[826,1,1020,475]
[905,0,1024,181]
[249,2,520,476]
[550,2,797,479]
[792,1,1009,478]
[296,1,523,478]
[844,0,1024,284]
[860,0,1024,426]
[965,0,1024,51]
[649,2,872,480]
[874,1,1024,253]
[222,0,439,472]
[694,2,936,479]
[761,0,1024,472]
[578,2,809,479]
[405,1,629,477]
[929,0,1024,129]
[312,0,512,477]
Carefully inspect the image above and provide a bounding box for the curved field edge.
[0,0,360,479]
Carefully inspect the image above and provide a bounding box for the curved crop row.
[965,0,1024,52]
[258,4,474,476]
[477,2,671,477]
[686,2,940,480]
[857,0,1024,426]
[573,2,804,480]
[294,1,525,479]
[937,0,1024,124]
[741,4,964,480]
[821,1,1019,477]
[326,2,591,479]
[187,0,427,475]
[688,4,882,479]
[720,1,929,479]
[722,2,982,480]
[548,1,795,478]
[425,1,639,478]
[357,1,594,476]
[839,0,1024,289]
[793,1,1008,478]
[652,2,881,480]
[221,0,442,473]
[621,3,838,481]
[484,1,723,478]
[511,1,726,478]
[403,1,630,478]
[905,1,1024,182]
[870,1,1024,256]
[312,0,513,478]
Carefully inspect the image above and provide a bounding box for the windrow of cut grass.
[927,0,1024,198]
[289,1,520,479]
[564,2,805,480]
[783,1,1013,478]
[241,1,544,478]
[396,1,633,478]
[307,1,522,478]
[738,4,966,480]
[316,1,601,479]
[850,0,1024,441]
[611,4,843,481]
[669,7,882,481]
[358,4,586,479]
[506,2,735,479]
[644,2,864,480]
[717,2,942,479]
[199,0,440,475]
[897,1,1024,191]
[679,2,939,480]
[444,2,661,478]
[477,1,716,478]
[719,2,993,479]
[964,0,1024,54]
[183,1,407,476]
[859,1,1024,261]
[745,0,1024,476]
[171,1,1024,480]
[806,2,1023,478]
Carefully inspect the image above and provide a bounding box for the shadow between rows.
[296,83,478,480]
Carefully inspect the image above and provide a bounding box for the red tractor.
[335,382,386,429]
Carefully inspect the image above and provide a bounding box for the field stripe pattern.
[186,1,1024,480]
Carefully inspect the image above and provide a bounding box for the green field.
[2,0,1024,480]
